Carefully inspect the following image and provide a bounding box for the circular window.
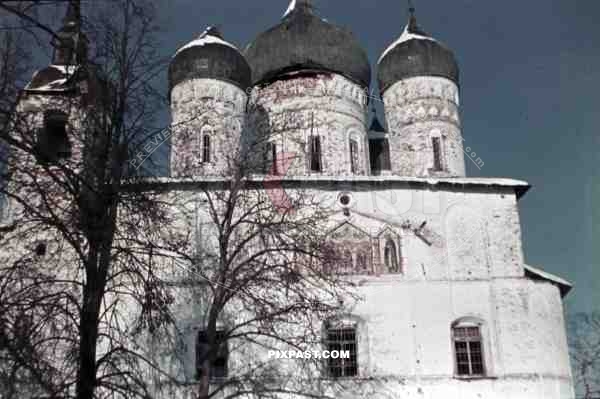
[339,193,352,207]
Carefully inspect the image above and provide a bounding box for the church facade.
[3,0,574,398]
[165,2,575,396]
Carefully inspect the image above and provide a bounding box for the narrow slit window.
[453,326,485,377]
[349,139,359,174]
[326,326,358,378]
[310,136,322,172]
[202,135,211,163]
[432,137,443,171]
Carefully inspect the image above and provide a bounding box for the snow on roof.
[283,0,296,18]
[126,176,531,198]
[32,78,69,91]
[49,64,78,75]
[524,265,572,297]
[174,27,238,57]
[24,64,79,91]
[378,24,436,64]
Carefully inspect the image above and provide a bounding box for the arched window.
[452,320,486,377]
[384,239,399,273]
[324,320,358,378]
[202,134,211,163]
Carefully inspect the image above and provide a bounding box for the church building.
[4,0,575,398]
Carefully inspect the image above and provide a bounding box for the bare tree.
[1,2,361,399]
[569,312,600,399]
[0,0,173,398]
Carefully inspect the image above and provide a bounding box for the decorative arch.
[377,226,403,275]
[325,221,374,275]
[384,239,400,273]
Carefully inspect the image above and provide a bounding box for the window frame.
[324,322,359,378]
[452,321,487,379]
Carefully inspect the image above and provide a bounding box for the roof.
[524,265,573,298]
[169,27,251,92]
[244,0,371,87]
[378,14,459,93]
[123,176,531,199]
[25,64,79,92]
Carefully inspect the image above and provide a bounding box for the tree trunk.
[76,272,102,399]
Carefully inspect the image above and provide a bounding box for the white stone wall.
[248,73,370,176]
[170,78,247,177]
[383,76,466,177]
[342,278,572,398]
[151,181,573,398]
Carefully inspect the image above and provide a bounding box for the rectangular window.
[432,137,443,171]
[349,139,359,174]
[369,139,391,173]
[310,136,322,172]
[37,112,71,164]
[453,327,485,377]
[326,327,358,378]
[196,330,229,381]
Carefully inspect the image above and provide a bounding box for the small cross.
[408,0,416,16]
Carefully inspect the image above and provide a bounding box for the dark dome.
[378,15,459,94]
[244,0,371,88]
[169,27,251,92]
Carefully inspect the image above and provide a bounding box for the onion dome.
[378,11,459,94]
[169,27,252,92]
[244,0,371,87]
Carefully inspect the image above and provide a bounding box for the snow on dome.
[283,0,296,18]
[173,26,238,58]
[378,23,436,64]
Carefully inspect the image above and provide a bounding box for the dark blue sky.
[156,0,599,314]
